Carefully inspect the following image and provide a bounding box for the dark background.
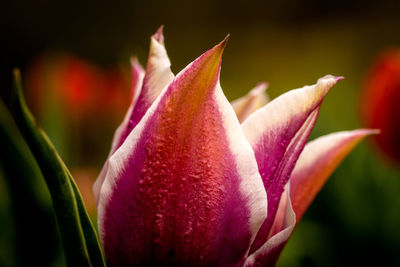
[1,0,400,266]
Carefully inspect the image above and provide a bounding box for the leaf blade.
[11,69,105,267]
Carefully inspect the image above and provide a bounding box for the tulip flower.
[360,49,400,165]
[94,27,375,266]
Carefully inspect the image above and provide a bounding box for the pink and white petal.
[245,129,377,266]
[244,186,296,267]
[109,57,146,156]
[93,58,144,204]
[94,27,173,204]
[98,38,268,266]
[231,82,269,123]
[130,57,146,105]
[267,184,292,239]
[242,75,342,253]
[290,129,378,222]
[114,26,175,151]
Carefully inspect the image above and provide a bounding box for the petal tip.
[215,34,230,52]
[318,75,344,84]
[313,75,343,100]
[359,128,381,136]
[251,82,269,95]
[335,76,345,81]
[130,56,140,66]
[371,128,381,135]
[198,35,230,68]
[258,81,269,88]
[130,56,144,75]
[223,33,230,43]
[152,25,165,44]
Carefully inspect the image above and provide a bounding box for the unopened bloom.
[94,27,375,266]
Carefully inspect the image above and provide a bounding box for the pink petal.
[245,129,376,266]
[114,26,175,151]
[109,57,146,153]
[97,37,268,266]
[242,75,342,253]
[93,27,174,204]
[93,58,145,204]
[244,186,295,267]
[231,82,269,123]
[290,129,378,222]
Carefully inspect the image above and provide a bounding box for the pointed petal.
[129,57,146,108]
[231,82,269,123]
[245,129,377,266]
[93,58,145,204]
[114,26,175,150]
[244,186,296,267]
[243,75,342,253]
[110,57,146,154]
[94,27,174,204]
[290,129,378,222]
[98,38,268,266]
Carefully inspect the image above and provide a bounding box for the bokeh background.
[1,0,400,266]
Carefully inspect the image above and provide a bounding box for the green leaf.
[0,100,63,266]
[10,69,105,267]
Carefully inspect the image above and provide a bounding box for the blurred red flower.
[24,53,132,168]
[25,53,131,122]
[24,53,133,213]
[361,50,400,165]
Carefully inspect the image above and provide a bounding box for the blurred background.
[1,0,400,266]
